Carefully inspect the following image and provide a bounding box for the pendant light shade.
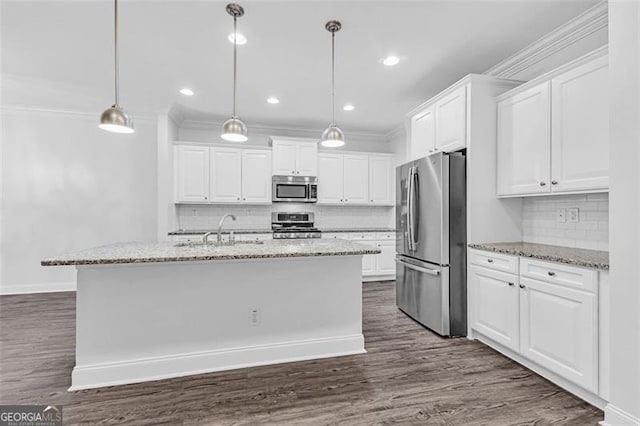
[99,0,134,134]
[320,20,345,148]
[221,3,248,142]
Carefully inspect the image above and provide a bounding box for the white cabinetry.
[271,138,317,176]
[176,145,210,203]
[435,85,467,152]
[375,240,396,275]
[323,232,396,279]
[409,105,435,160]
[497,49,609,197]
[469,249,603,400]
[317,153,394,206]
[175,144,271,204]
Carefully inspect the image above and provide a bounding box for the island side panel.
[72,255,365,390]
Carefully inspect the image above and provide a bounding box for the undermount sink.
[174,240,265,248]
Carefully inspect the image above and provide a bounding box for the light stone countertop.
[168,228,396,236]
[468,242,609,270]
[42,239,380,266]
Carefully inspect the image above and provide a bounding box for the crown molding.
[484,1,608,78]
[1,104,155,121]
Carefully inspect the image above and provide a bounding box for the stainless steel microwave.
[272,175,318,203]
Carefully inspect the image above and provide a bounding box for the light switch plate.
[567,208,580,223]
[556,208,567,223]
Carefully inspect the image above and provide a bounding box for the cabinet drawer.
[322,233,346,240]
[469,249,518,274]
[349,232,376,241]
[172,235,202,243]
[520,258,597,292]
[375,232,395,240]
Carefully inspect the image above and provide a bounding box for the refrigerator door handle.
[395,256,440,276]
[406,167,414,251]
[409,167,418,250]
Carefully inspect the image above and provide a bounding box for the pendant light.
[320,20,345,148]
[221,3,248,142]
[99,0,134,134]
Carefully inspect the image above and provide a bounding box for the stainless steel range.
[271,212,321,239]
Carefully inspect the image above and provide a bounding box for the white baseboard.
[363,275,395,282]
[69,334,366,391]
[601,404,640,426]
[0,281,76,295]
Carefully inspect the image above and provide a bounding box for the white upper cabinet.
[271,139,317,176]
[497,82,551,196]
[210,148,242,203]
[369,155,394,205]
[343,155,369,204]
[175,145,210,203]
[409,105,436,160]
[318,153,344,204]
[435,85,467,152]
[497,50,609,197]
[551,56,609,192]
[241,150,272,203]
[175,144,271,204]
[318,152,394,206]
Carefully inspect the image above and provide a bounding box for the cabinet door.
[469,265,520,351]
[497,82,551,196]
[343,155,369,204]
[376,240,396,275]
[296,143,318,176]
[210,148,242,202]
[176,145,210,203]
[369,156,393,205]
[551,56,609,192]
[360,239,377,276]
[272,141,297,175]
[241,150,272,203]
[317,154,344,204]
[410,105,436,160]
[435,85,467,152]
[519,277,597,392]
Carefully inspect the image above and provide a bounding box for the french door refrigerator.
[395,152,467,337]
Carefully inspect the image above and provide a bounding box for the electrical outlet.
[556,208,566,223]
[567,208,580,223]
[191,209,197,217]
[249,308,260,327]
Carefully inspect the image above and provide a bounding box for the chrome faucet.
[202,231,216,246]
[216,214,236,243]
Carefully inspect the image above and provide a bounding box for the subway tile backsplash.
[522,193,609,251]
[175,204,395,231]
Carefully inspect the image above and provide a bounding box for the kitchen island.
[42,239,379,390]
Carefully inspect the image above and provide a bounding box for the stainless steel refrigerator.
[395,152,467,337]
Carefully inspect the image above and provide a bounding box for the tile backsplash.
[522,193,609,251]
[175,204,395,231]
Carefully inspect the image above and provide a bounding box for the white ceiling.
[2,0,598,135]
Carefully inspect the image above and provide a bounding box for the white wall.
[605,1,640,423]
[0,108,158,294]
[522,193,609,250]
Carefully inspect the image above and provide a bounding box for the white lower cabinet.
[322,232,396,279]
[469,249,603,400]
[375,240,396,275]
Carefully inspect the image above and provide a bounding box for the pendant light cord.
[331,30,335,125]
[114,0,119,107]
[233,15,238,118]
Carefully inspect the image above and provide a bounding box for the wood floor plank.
[0,281,602,425]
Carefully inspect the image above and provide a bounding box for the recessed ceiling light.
[228,32,247,45]
[343,104,355,111]
[382,55,400,66]
[267,96,280,104]
[179,88,195,96]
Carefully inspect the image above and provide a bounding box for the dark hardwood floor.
[0,282,602,425]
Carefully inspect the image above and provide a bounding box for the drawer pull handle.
[548,271,556,277]
[519,284,525,289]
[487,259,494,263]
[508,282,514,287]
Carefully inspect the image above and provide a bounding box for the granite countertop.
[169,228,395,236]
[42,240,380,266]
[468,242,609,270]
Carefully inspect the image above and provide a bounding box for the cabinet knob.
[370,200,374,202]
[508,282,514,287]
[345,199,348,202]
[243,198,246,201]
[539,182,547,187]
[487,259,494,263]
[519,284,525,289]
[548,271,556,277]
[340,199,343,202]
[551,180,558,185]
[237,197,240,200]
[204,196,208,200]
